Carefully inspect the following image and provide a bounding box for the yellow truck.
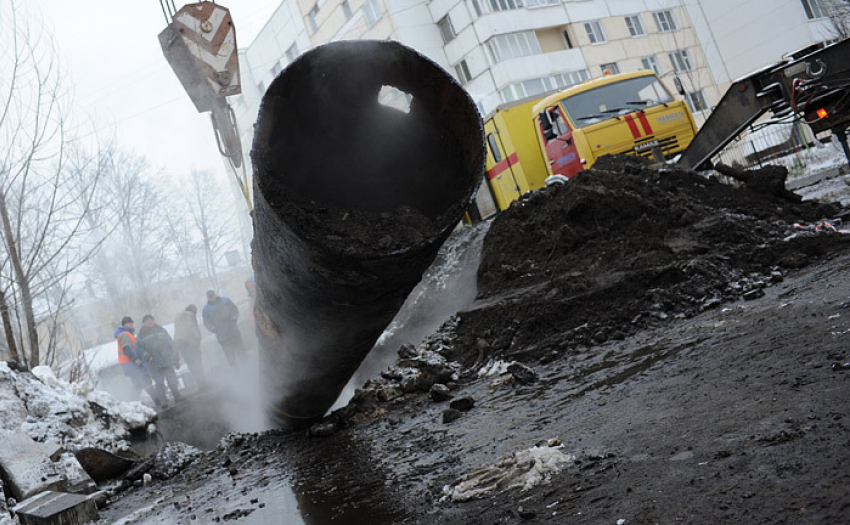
[481,94,554,211]
[478,70,698,214]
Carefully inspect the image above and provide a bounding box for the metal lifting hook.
[807,59,827,79]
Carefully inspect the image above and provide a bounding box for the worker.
[137,314,183,409]
[202,289,245,367]
[114,316,155,402]
[174,304,205,390]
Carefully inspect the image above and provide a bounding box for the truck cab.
[533,70,699,177]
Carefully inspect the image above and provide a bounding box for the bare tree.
[83,150,178,319]
[0,1,109,367]
[181,169,242,290]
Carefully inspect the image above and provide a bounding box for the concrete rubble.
[0,433,68,502]
[12,491,98,525]
[0,362,158,524]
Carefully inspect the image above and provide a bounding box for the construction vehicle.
[476,70,699,216]
[157,0,251,209]
[482,95,555,210]
[534,70,698,177]
[678,38,850,171]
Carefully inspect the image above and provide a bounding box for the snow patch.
[443,441,573,502]
[0,362,155,452]
[477,360,511,378]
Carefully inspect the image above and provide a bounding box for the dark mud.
[100,158,850,524]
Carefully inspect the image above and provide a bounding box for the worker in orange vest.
[115,316,154,402]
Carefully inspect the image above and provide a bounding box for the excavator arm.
[678,39,850,171]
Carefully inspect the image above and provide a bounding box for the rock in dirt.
[449,396,475,412]
[442,409,462,424]
[715,163,802,202]
[429,384,453,402]
[377,386,403,402]
[149,442,201,480]
[74,448,140,483]
[507,363,538,384]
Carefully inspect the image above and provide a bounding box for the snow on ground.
[798,173,850,207]
[443,440,573,502]
[0,362,155,452]
[783,137,847,178]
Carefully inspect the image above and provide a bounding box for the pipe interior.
[253,41,482,222]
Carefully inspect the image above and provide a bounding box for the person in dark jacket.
[202,290,244,367]
[115,316,155,402]
[137,314,183,409]
[174,304,205,389]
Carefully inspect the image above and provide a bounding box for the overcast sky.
[30,0,280,182]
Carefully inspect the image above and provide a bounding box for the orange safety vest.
[116,331,137,365]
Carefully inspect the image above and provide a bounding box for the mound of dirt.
[450,155,850,366]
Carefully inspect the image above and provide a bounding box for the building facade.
[230,0,839,189]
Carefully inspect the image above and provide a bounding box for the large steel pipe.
[250,40,484,426]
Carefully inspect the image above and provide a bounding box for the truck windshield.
[561,75,674,128]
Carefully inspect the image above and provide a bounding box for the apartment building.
[230,0,835,186]
[683,0,839,87]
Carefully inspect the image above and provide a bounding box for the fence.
[710,119,847,178]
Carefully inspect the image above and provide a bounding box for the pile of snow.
[443,440,573,502]
[0,362,156,452]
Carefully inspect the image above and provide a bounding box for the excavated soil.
[453,155,849,366]
[98,157,850,525]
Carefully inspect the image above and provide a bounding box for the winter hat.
[121,316,133,326]
[186,304,197,314]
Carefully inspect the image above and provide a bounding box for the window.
[686,90,709,113]
[307,6,319,33]
[487,31,542,63]
[499,70,589,103]
[286,43,299,63]
[487,0,523,12]
[257,80,265,94]
[584,21,607,44]
[653,10,677,32]
[487,133,502,163]
[364,0,382,27]
[801,0,828,19]
[541,106,570,142]
[271,61,283,77]
[550,69,590,88]
[641,55,661,75]
[471,0,484,16]
[625,15,646,37]
[600,62,620,75]
[526,0,560,7]
[438,15,456,44]
[342,0,353,19]
[559,75,675,128]
[455,59,472,84]
[669,49,694,72]
[561,28,573,49]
